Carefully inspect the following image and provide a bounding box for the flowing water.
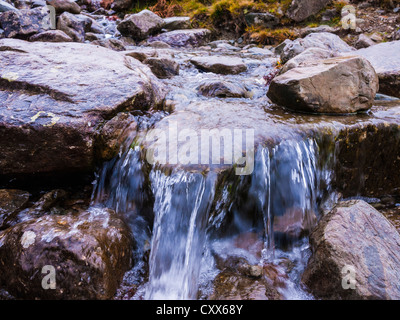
[91,45,339,300]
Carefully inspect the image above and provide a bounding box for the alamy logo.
[144,120,255,175]
[41,265,56,290]
[341,265,356,290]
[341,5,356,30]
[40,5,56,30]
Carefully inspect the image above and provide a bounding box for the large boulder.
[0,7,48,38]
[280,47,335,74]
[0,206,133,299]
[281,32,354,64]
[302,200,400,300]
[190,55,247,75]
[268,56,378,114]
[56,12,91,42]
[287,0,331,22]
[147,29,211,48]
[354,41,400,98]
[0,39,165,176]
[117,9,165,40]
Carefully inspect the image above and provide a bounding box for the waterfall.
[145,169,217,300]
[92,129,335,300]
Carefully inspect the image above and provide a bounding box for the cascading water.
[92,118,336,300]
[145,170,217,299]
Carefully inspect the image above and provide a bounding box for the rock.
[287,0,331,22]
[111,0,132,11]
[84,31,102,41]
[354,41,400,98]
[117,9,164,40]
[46,0,81,14]
[190,56,247,75]
[0,189,29,230]
[243,47,274,59]
[147,40,170,48]
[31,0,46,8]
[273,39,292,56]
[0,206,133,299]
[29,29,73,42]
[267,56,378,114]
[280,47,335,74]
[209,270,282,300]
[273,207,317,239]
[244,12,279,29]
[0,0,18,12]
[143,57,179,79]
[299,25,336,38]
[92,38,126,51]
[355,34,376,49]
[197,80,248,98]
[321,8,337,22]
[163,16,191,30]
[215,42,240,51]
[124,47,157,62]
[57,12,91,42]
[0,7,48,38]
[147,29,211,48]
[26,189,67,217]
[0,39,165,176]
[98,112,137,161]
[281,32,354,64]
[302,200,400,300]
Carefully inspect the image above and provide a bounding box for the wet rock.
[98,112,137,161]
[111,0,132,11]
[57,12,91,42]
[148,28,211,48]
[29,29,73,42]
[355,34,376,49]
[287,0,331,22]
[26,189,67,217]
[280,47,335,74]
[0,0,18,12]
[302,200,400,300]
[242,46,274,59]
[163,16,191,30]
[0,39,165,176]
[190,56,247,75]
[197,79,248,98]
[273,207,317,239]
[84,31,101,41]
[0,189,29,230]
[0,206,133,299]
[268,56,378,114]
[209,270,282,300]
[0,7,48,38]
[31,0,46,8]
[143,57,179,79]
[46,0,81,14]
[354,41,400,98]
[244,12,279,29]
[117,9,164,41]
[281,32,354,64]
[299,25,336,38]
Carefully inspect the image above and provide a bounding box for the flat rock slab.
[148,29,211,48]
[302,200,400,300]
[354,40,400,98]
[0,39,165,176]
[190,55,247,75]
